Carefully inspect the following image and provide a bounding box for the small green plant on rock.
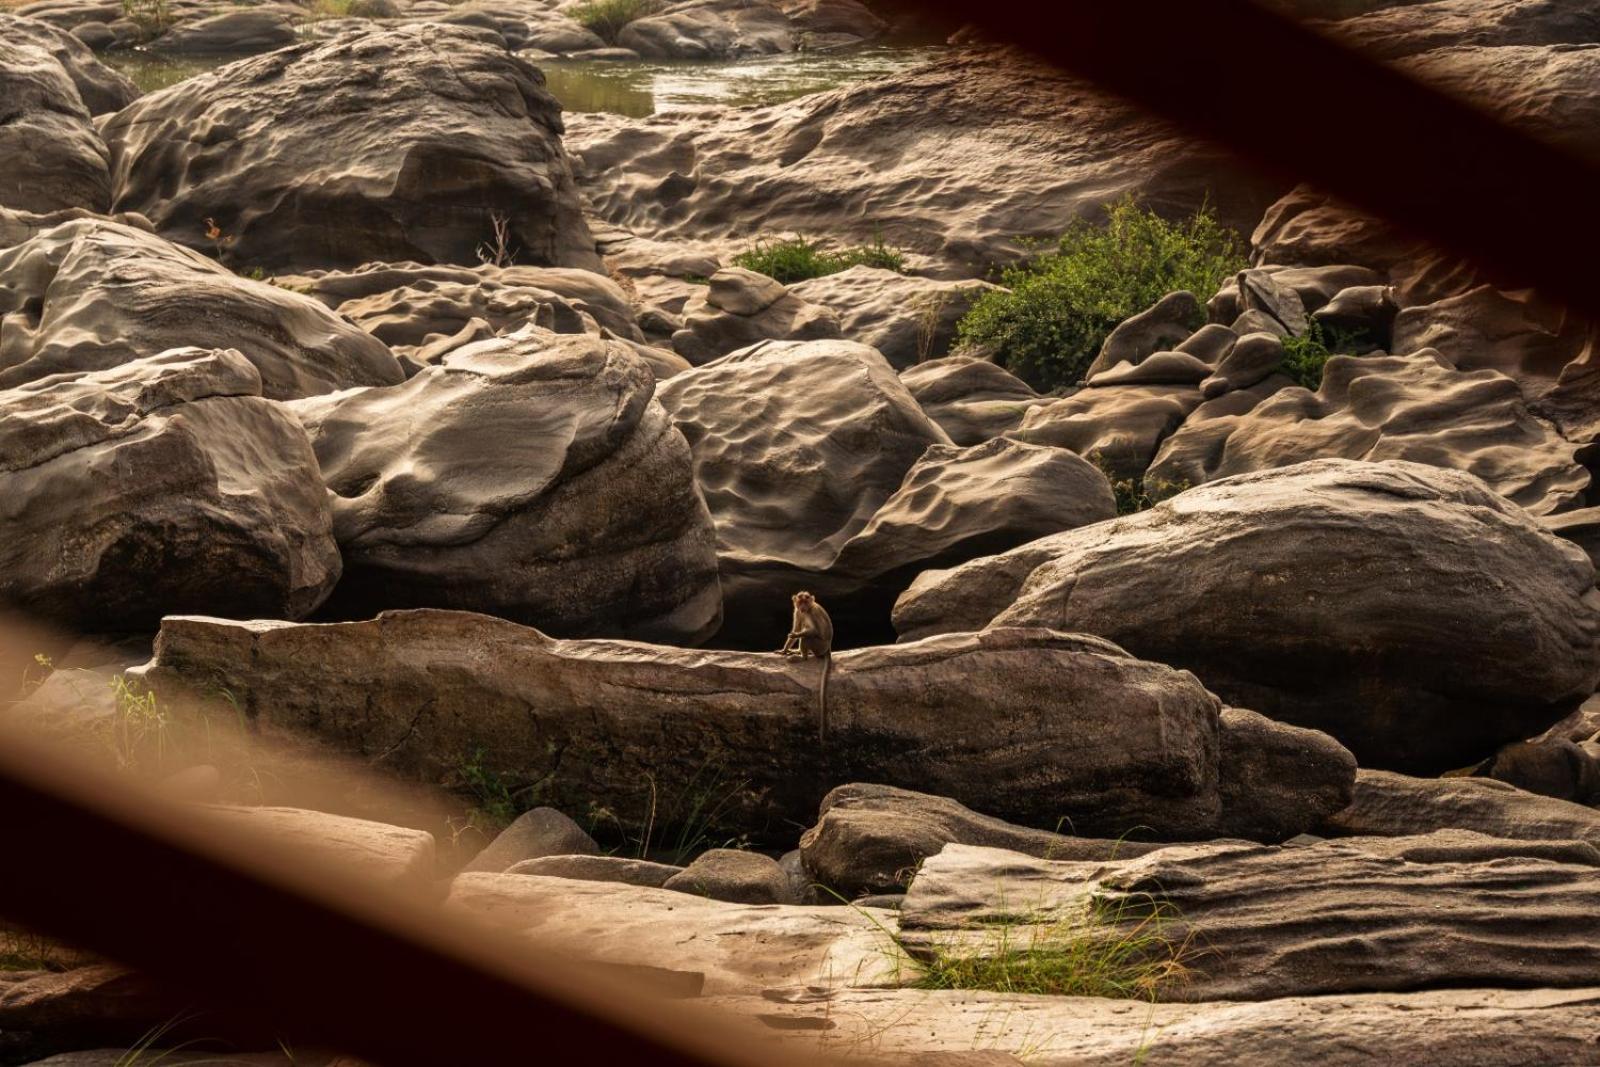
[1279,321,1366,390]
[1091,453,1189,516]
[733,234,907,284]
[570,0,665,44]
[956,196,1247,391]
[120,0,173,41]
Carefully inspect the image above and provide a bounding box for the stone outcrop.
[898,839,1600,1000]
[0,30,110,214]
[670,269,842,364]
[0,218,402,399]
[895,460,1600,773]
[898,356,1048,445]
[102,25,599,273]
[0,12,137,114]
[566,47,1282,279]
[138,614,1231,842]
[1321,769,1600,848]
[289,330,723,644]
[788,267,1001,369]
[0,348,340,630]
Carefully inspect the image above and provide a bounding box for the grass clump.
[570,0,665,44]
[1279,321,1365,390]
[956,197,1247,391]
[733,235,907,284]
[120,0,172,40]
[911,895,1197,1001]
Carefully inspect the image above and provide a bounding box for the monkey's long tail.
[818,653,832,746]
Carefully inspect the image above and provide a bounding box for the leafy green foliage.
[1279,321,1365,390]
[956,197,1248,391]
[1090,453,1189,516]
[732,235,907,284]
[570,0,666,44]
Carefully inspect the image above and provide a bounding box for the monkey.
[779,591,834,742]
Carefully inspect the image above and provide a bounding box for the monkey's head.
[793,591,814,609]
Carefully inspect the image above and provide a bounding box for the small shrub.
[1279,321,1365,390]
[956,197,1248,391]
[1091,453,1189,515]
[732,234,907,284]
[570,0,665,44]
[120,0,172,41]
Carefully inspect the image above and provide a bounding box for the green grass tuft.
[733,234,907,284]
[570,0,666,44]
[1279,321,1366,390]
[956,196,1247,391]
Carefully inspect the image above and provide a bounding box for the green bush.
[1279,321,1365,390]
[570,0,666,44]
[732,235,907,284]
[956,197,1247,391]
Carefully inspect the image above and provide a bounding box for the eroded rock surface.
[103,25,599,273]
[289,330,722,643]
[0,218,402,399]
[896,460,1600,772]
[0,348,340,630]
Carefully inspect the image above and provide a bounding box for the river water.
[105,44,942,115]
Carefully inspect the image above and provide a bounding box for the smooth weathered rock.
[1013,384,1202,481]
[1083,291,1205,381]
[799,784,1174,898]
[1322,768,1600,848]
[505,855,682,888]
[0,13,137,114]
[789,267,1001,369]
[465,807,599,873]
[830,437,1117,585]
[1474,736,1600,804]
[103,25,599,273]
[898,356,1046,446]
[656,339,950,644]
[1216,709,1356,844]
[618,0,794,59]
[150,8,295,52]
[289,331,723,643]
[723,985,1600,1066]
[567,48,1281,279]
[671,268,841,364]
[662,849,794,904]
[139,614,1229,842]
[896,460,1600,773]
[0,32,109,214]
[1086,350,1212,388]
[1315,0,1600,59]
[201,805,436,888]
[1147,349,1590,516]
[0,348,341,630]
[0,966,186,1062]
[0,218,402,399]
[1200,332,1283,396]
[898,840,1600,1001]
[1313,284,1399,347]
[1207,265,1385,324]
[446,872,899,995]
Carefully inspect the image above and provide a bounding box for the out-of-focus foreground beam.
[926,0,1600,318]
[0,725,811,1067]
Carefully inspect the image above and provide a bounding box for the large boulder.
[655,339,950,645]
[661,849,795,904]
[788,267,1001,369]
[898,356,1047,445]
[566,47,1282,279]
[1146,349,1590,516]
[1013,383,1203,481]
[0,218,402,399]
[1322,768,1600,848]
[464,807,599,873]
[1314,0,1600,59]
[1216,708,1357,843]
[829,437,1118,585]
[0,13,138,114]
[200,805,436,889]
[138,614,1230,843]
[670,268,841,364]
[0,348,341,630]
[288,330,723,644]
[148,8,296,53]
[0,31,109,214]
[102,25,599,273]
[898,838,1600,1001]
[617,0,795,59]
[895,460,1600,773]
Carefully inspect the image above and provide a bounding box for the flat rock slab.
[714,985,1600,1066]
[446,873,901,996]
[1322,768,1600,848]
[199,805,436,890]
[898,840,1600,1001]
[138,613,1225,843]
